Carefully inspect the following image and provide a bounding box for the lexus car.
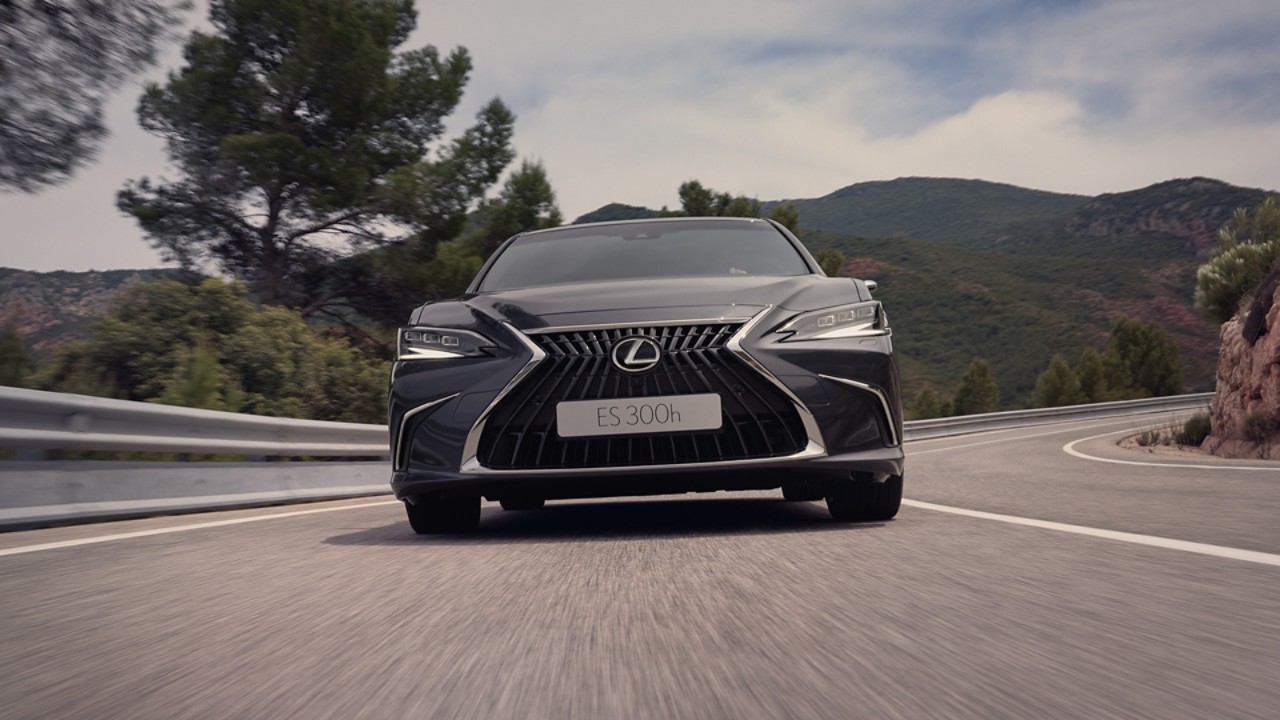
[389,217,904,533]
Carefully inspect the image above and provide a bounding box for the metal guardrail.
[1,385,1214,455]
[0,386,1216,529]
[0,386,387,456]
[902,393,1214,441]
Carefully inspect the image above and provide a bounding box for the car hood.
[414,275,870,332]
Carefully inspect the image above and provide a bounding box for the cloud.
[2,0,1277,270]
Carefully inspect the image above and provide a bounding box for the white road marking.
[908,420,1149,456]
[902,499,1280,567]
[0,500,400,558]
[1062,429,1280,471]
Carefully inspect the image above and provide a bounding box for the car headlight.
[397,327,496,360]
[774,302,888,341]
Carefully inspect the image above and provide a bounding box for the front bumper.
[388,308,904,502]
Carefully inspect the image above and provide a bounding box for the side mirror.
[865,280,878,293]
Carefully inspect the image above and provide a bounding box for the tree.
[465,159,563,260]
[1194,196,1280,323]
[952,358,1000,415]
[0,321,33,387]
[908,386,943,420]
[661,180,800,232]
[1107,316,1183,398]
[117,0,515,307]
[1074,347,1110,403]
[815,249,846,277]
[1031,354,1088,408]
[0,0,186,191]
[37,279,388,422]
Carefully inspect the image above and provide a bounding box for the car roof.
[519,216,774,237]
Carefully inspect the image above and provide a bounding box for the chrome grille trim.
[459,322,547,468]
[457,309,828,474]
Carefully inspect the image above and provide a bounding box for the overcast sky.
[3,0,1279,272]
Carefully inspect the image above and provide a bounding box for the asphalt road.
[2,415,1278,719]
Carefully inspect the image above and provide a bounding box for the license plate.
[556,394,722,438]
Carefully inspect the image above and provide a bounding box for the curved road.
[1,416,1277,719]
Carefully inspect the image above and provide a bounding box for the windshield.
[476,219,813,292]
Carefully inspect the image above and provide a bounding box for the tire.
[781,482,825,501]
[825,474,903,522]
[499,497,546,511]
[405,493,481,534]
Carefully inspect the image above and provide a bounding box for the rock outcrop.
[1204,283,1280,459]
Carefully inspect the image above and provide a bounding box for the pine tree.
[1031,354,1088,407]
[952,358,1000,415]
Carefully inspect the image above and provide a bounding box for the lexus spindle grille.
[477,323,808,470]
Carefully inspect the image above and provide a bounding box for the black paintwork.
[389,217,903,503]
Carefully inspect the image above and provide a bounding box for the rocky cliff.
[1205,283,1280,459]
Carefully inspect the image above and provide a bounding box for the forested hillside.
[574,176,1273,404]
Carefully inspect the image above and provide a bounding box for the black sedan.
[389,217,904,533]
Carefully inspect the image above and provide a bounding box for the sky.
[3,0,1279,272]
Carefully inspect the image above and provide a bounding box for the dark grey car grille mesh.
[477,323,808,470]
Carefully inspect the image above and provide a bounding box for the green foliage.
[117,0,515,307]
[815,249,846,277]
[0,0,186,191]
[804,230,1215,406]
[464,159,563,260]
[1074,347,1110,403]
[36,279,388,422]
[1176,413,1211,446]
[153,333,244,411]
[1106,316,1183,398]
[907,387,943,420]
[952,358,1000,416]
[0,321,33,387]
[335,157,564,322]
[1194,196,1280,323]
[660,180,800,232]
[1031,354,1088,408]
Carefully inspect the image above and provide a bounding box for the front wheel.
[826,474,902,522]
[405,493,481,534]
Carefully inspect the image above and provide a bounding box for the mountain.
[574,176,1276,404]
[573,203,660,224]
[770,177,1089,249]
[0,267,184,356]
[774,176,1270,260]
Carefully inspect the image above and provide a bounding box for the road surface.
[2,415,1277,719]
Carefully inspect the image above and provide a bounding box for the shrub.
[1194,196,1280,323]
[1175,413,1211,446]
[1136,429,1162,447]
[1243,413,1279,443]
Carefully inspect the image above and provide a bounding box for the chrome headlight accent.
[774,302,888,341]
[398,327,496,360]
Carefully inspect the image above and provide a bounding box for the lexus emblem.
[611,336,662,373]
